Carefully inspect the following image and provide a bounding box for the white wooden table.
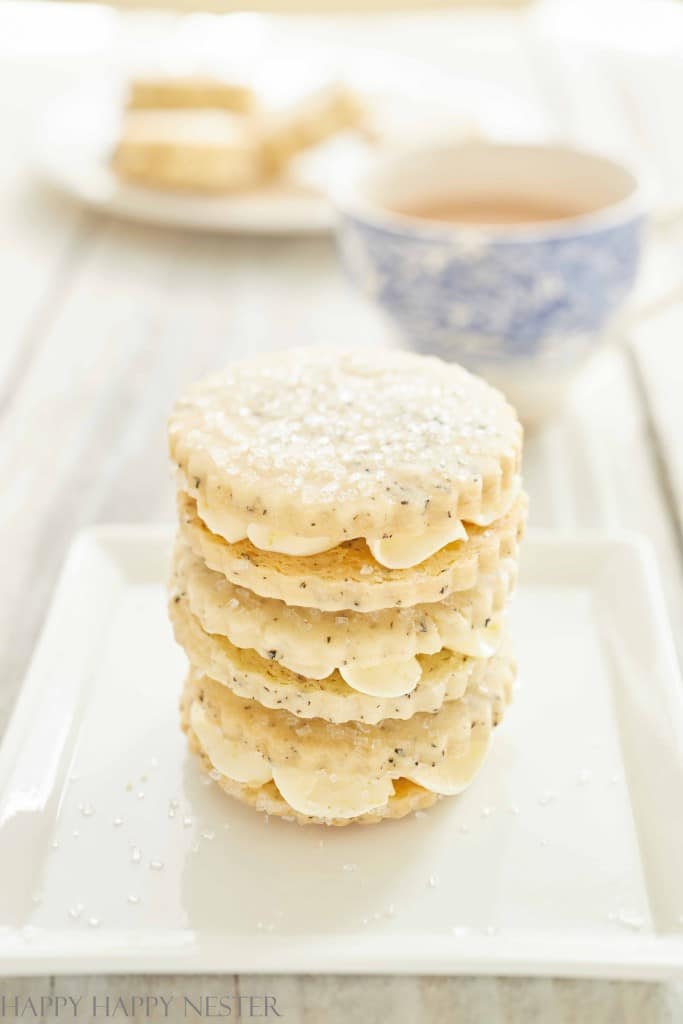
[1,3,682,1019]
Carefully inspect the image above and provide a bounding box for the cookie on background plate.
[112,110,265,192]
[127,77,257,114]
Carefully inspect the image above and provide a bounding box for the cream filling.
[191,475,521,569]
[438,614,504,659]
[194,488,467,568]
[192,701,394,818]
[271,765,395,820]
[273,616,502,684]
[464,481,518,527]
[195,496,251,545]
[195,494,333,554]
[366,519,467,570]
[265,649,422,695]
[193,698,488,815]
[246,523,334,556]
[406,735,491,795]
[191,703,273,785]
[237,621,499,688]
[339,657,421,698]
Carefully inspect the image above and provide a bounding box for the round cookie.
[181,664,513,825]
[169,347,522,568]
[184,658,514,779]
[177,490,527,612]
[127,77,256,113]
[182,695,438,826]
[170,592,510,723]
[172,539,515,683]
[113,110,265,192]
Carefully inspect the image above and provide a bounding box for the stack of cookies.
[168,348,526,826]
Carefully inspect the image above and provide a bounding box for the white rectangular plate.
[1,527,682,978]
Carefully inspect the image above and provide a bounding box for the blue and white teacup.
[336,142,647,423]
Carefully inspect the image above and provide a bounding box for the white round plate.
[36,50,549,236]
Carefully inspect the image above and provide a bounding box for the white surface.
[0,527,682,978]
[36,53,548,235]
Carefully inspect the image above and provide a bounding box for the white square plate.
[1,528,682,978]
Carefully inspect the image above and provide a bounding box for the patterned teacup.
[336,142,646,423]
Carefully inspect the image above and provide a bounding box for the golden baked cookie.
[171,591,511,724]
[260,84,364,172]
[112,109,264,192]
[178,657,514,825]
[169,347,523,569]
[177,489,527,612]
[127,76,256,114]
[184,705,438,827]
[172,538,514,687]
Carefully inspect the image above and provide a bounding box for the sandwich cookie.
[177,489,527,612]
[172,539,514,693]
[171,592,512,724]
[181,655,514,825]
[169,347,523,568]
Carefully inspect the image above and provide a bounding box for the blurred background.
[3,0,683,654]
[3,2,683,656]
